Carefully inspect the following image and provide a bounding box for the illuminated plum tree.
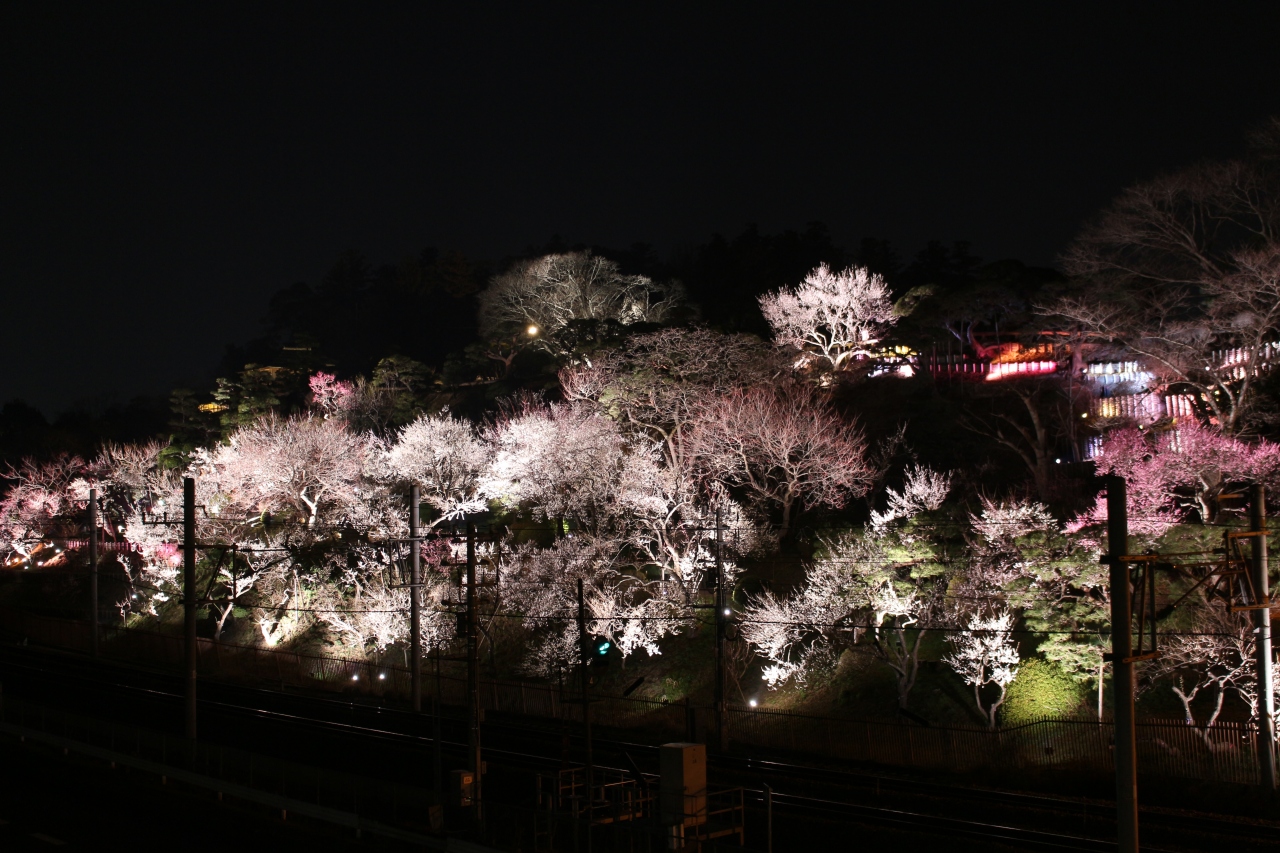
[376,410,488,523]
[1085,423,1280,528]
[944,608,1021,729]
[200,414,372,529]
[478,251,683,351]
[561,328,780,467]
[0,454,87,562]
[688,385,873,533]
[500,535,682,676]
[561,328,778,588]
[741,468,952,709]
[480,400,646,533]
[971,498,1109,719]
[758,264,896,376]
[1144,607,1256,744]
[1055,138,1280,433]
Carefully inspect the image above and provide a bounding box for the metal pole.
[433,647,442,794]
[764,783,772,853]
[577,577,593,853]
[1252,482,1276,791]
[466,519,481,824]
[410,485,422,714]
[183,477,197,741]
[714,507,726,751]
[1106,475,1137,853]
[88,488,98,658]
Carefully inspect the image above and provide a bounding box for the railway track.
[1,642,1277,852]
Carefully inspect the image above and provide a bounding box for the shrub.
[1000,658,1086,725]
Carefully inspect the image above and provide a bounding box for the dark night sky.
[3,3,1279,415]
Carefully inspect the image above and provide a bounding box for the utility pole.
[410,485,422,714]
[183,477,198,741]
[466,519,482,825]
[88,488,98,658]
[433,647,443,794]
[1251,483,1277,791]
[577,577,594,853]
[1105,475,1137,853]
[714,507,727,752]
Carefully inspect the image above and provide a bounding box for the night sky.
[3,4,1279,415]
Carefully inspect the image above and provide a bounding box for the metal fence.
[726,706,1264,785]
[0,606,1269,785]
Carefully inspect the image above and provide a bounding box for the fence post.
[576,577,594,853]
[764,783,772,853]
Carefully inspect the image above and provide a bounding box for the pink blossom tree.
[1088,423,1280,526]
[308,372,355,417]
[561,328,778,589]
[688,385,873,533]
[0,454,87,561]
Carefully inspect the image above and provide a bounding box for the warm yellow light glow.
[527,324,539,336]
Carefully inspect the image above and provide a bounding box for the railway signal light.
[591,635,612,666]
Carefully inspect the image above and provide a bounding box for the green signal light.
[596,641,611,654]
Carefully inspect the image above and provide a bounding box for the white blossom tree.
[759,264,896,375]
[480,401,644,533]
[500,535,682,677]
[945,608,1021,729]
[1143,606,1256,743]
[742,470,951,708]
[972,498,1110,719]
[198,414,372,529]
[478,252,683,349]
[377,410,488,523]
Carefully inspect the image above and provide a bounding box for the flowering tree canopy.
[0,454,87,560]
[759,264,896,374]
[1055,151,1280,433]
[1085,422,1280,529]
[478,251,683,347]
[377,410,487,523]
[689,385,873,532]
[945,608,1020,730]
[742,468,951,707]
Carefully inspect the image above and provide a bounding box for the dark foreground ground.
[0,735,388,852]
